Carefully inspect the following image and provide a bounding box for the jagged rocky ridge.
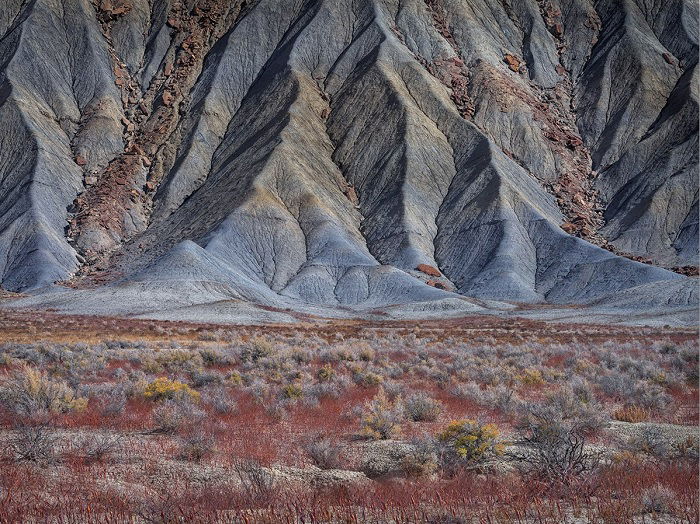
[0,0,697,319]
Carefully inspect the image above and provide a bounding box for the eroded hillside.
[0,0,697,317]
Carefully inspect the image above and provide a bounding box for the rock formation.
[0,0,696,319]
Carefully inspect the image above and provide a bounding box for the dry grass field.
[0,309,697,522]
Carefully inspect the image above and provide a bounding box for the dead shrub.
[613,405,649,423]
[511,395,604,489]
[75,433,123,464]
[6,423,61,464]
[302,437,344,470]
[232,458,276,503]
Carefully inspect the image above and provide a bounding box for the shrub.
[401,440,439,478]
[599,372,636,397]
[7,423,61,464]
[631,382,672,411]
[404,392,443,422]
[227,371,243,386]
[488,384,521,414]
[75,433,122,464]
[306,382,342,401]
[143,377,200,402]
[512,395,604,487]
[178,429,215,462]
[436,420,503,471]
[289,348,311,364]
[95,384,127,416]
[641,484,675,514]
[203,387,238,414]
[359,347,375,362]
[317,364,335,382]
[282,383,303,400]
[0,365,87,416]
[191,369,223,388]
[382,380,406,399]
[265,398,292,421]
[155,351,204,372]
[451,382,484,402]
[199,349,231,366]
[539,388,608,434]
[360,388,403,440]
[302,437,343,469]
[240,337,274,363]
[352,369,383,387]
[628,426,673,458]
[152,398,204,434]
[569,377,595,405]
[518,368,545,386]
[232,458,276,503]
[613,405,649,423]
[675,436,699,459]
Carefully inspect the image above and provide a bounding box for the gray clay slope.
[0,0,697,320]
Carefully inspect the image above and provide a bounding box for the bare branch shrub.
[232,458,276,503]
[302,437,343,469]
[6,423,61,464]
[178,429,215,462]
[75,433,123,464]
[510,391,606,489]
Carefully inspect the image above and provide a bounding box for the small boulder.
[561,222,577,234]
[416,264,441,277]
[358,440,418,478]
[503,54,521,72]
[162,91,174,107]
[426,280,448,290]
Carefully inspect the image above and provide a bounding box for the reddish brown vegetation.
[0,309,696,521]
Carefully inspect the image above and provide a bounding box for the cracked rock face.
[0,0,697,316]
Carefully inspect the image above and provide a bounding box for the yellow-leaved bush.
[143,377,200,402]
[360,387,403,439]
[436,419,504,464]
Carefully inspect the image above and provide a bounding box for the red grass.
[0,460,695,522]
